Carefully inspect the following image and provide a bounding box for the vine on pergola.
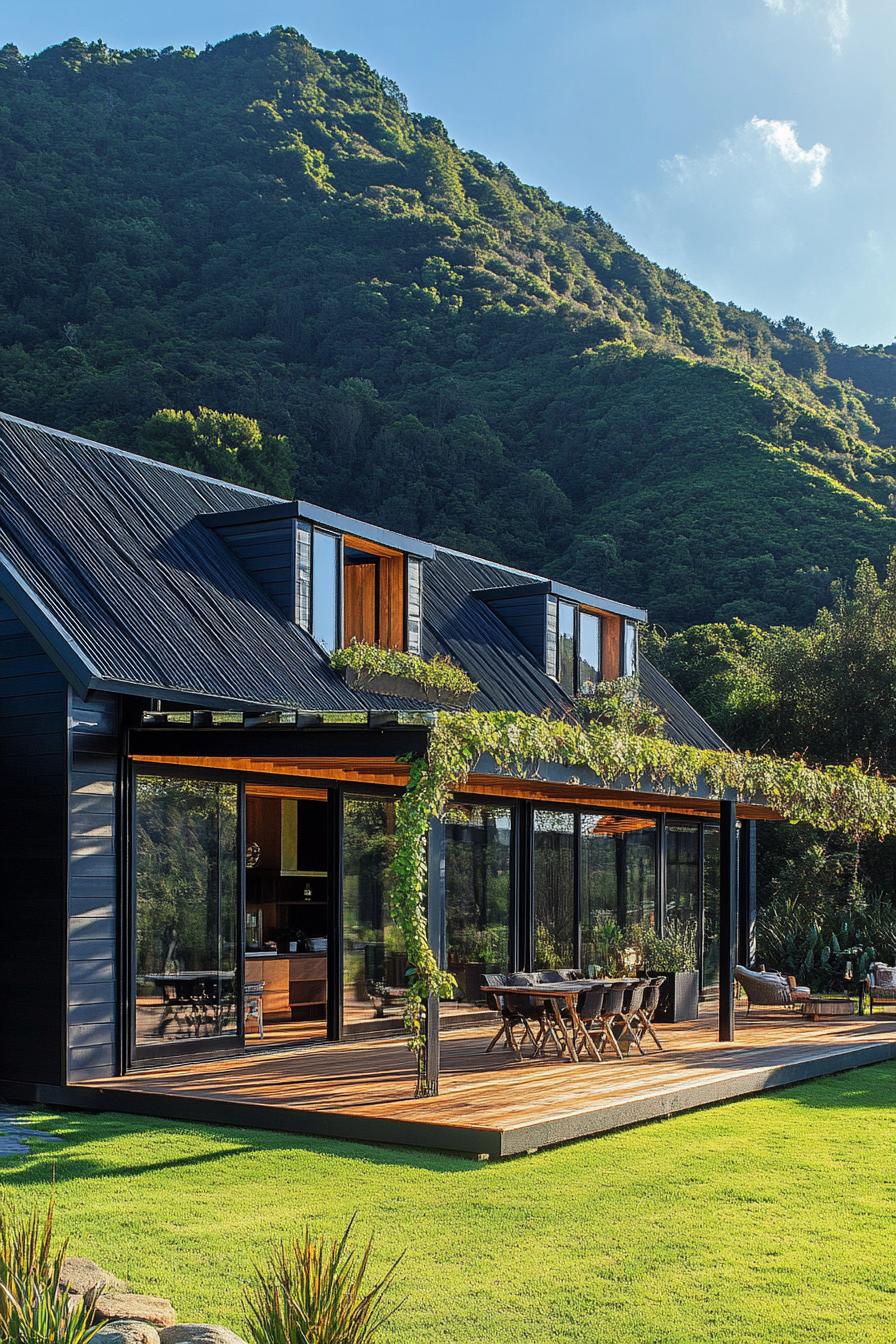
[389,706,896,1097]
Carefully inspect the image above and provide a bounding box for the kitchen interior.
[244,785,329,1046]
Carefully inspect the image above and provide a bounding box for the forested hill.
[3,29,896,628]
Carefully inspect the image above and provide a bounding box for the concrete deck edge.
[495,1038,896,1155]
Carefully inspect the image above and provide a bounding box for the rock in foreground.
[94,1322,162,1344]
[95,1293,177,1328]
[160,1327,248,1344]
[60,1256,126,1297]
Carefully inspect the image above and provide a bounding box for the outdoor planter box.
[340,665,474,709]
[649,969,700,1023]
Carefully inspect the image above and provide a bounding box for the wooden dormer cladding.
[601,613,622,680]
[342,533,406,651]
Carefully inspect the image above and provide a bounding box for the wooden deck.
[64,1006,896,1157]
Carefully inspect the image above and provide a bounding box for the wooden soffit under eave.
[129,754,782,820]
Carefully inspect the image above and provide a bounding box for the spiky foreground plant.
[245,1218,402,1344]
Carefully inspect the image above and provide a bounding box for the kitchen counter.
[244,952,327,1018]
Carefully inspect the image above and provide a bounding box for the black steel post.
[426,993,440,1096]
[719,800,738,1041]
[737,820,757,967]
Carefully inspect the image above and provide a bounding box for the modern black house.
[0,411,768,1105]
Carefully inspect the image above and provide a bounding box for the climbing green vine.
[389,706,896,1096]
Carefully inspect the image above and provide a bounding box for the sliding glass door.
[702,825,721,990]
[133,773,239,1057]
[341,794,401,1033]
[444,804,512,1007]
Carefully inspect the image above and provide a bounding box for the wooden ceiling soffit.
[130,755,781,819]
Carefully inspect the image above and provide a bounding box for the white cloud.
[749,117,830,187]
[663,117,830,192]
[762,0,851,55]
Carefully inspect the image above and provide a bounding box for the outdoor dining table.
[481,979,622,1063]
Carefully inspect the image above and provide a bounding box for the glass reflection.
[445,804,512,1007]
[534,810,575,968]
[342,795,401,1030]
[134,774,238,1049]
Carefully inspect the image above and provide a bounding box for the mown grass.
[1,1064,895,1343]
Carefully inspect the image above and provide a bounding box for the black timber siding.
[67,692,120,1081]
[209,517,298,622]
[0,601,68,1086]
[480,593,547,665]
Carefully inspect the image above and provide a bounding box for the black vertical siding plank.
[0,602,67,1088]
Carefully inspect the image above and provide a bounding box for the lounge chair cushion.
[871,963,896,990]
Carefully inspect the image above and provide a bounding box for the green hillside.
[2,28,896,625]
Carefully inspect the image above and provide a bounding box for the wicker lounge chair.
[734,965,811,1014]
[865,963,896,1014]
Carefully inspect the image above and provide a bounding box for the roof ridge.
[0,410,285,503]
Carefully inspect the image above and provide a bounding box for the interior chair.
[244,979,265,1039]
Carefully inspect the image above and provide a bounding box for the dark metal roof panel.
[0,415,403,711]
[423,550,572,714]
[638,656,729,751]
[0,412,724,741]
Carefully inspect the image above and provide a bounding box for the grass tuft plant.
[244,1217,403,1344]
[0,1201,104,1344]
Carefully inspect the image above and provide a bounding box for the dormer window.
[548,598,603,696]
[296,524,424,654]
[204,501,432,655]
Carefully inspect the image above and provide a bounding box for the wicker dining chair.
[597,982,628,1060]
[572,984,608,1060]
[633,976,665,1051]
[617,980,649,1055]
[507,972,565,1057]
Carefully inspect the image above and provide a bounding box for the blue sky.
[6,0,894,345]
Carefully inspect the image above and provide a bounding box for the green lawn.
[2,1065,895,1344]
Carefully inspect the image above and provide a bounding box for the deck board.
[77,1008,896,1157]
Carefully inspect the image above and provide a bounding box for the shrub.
[244,1219,403,1344]
[631,918,698,972]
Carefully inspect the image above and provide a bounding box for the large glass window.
[445,805,512,1006]
[557,601,576,695]
[134,774,238,1050]
[578,612,602,695]
[312,529,340,652]
[667,823,700,929]
[533,810,575,968]
[342,795,401,1030]
[702,824,721,988]
[622,821,657,928]
[581,813,620,972]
